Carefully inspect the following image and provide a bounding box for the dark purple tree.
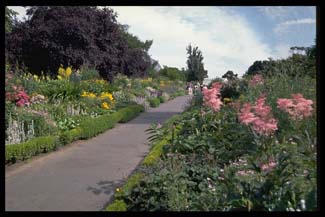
[6,6,151,81]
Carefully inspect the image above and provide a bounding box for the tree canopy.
[185,44,208,83]
[5,7,18,33]
[5,6,152,81]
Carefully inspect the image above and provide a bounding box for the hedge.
[5,136,60,164]
[118,104,144,123]
[5,104,144,165]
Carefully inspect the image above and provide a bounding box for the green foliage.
[158,96,166,103]
[5,7,18,33]
[186,44,208,83]
[5,104,144,165]
[245,42,316,79]
[5,136,60,164]
[59,128,82,145]
[79,67,101,80]
[148,98,160,108]
[39,80,82,103]
[57,117,79,131]
[118,104,144,123]
[16,109,58,137]
[119,24,153,52]
[159,66,186,81]
[114,173,144,199]
[116,72,316,211]
[105,200,127,211]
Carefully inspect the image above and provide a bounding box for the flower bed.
[5,104,144,165]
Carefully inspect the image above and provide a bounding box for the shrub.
[78,112,121,139]
[5,136,60,164]
[158,96,165,103]
[148,98,160,108]
[118,104,144,123]
[105,200,127,211]
[59,128,82,145]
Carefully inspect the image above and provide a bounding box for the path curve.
[5,95,191,211]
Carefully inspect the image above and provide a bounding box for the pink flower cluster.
[6,85,30,107]
[202,82,223,112]
[277,93,313,120]
[260,159,277,172]
[15,91,30,107]
[238,95,278,136]
[249,74,264,87]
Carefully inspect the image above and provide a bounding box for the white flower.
[300,199,306,210]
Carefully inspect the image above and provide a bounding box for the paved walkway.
[5,95,191,211]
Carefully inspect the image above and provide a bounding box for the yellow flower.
[57,75,63,80]
[223,98,231,103]
[102,102,110,110]
[100,92,114,101]
[81,91,96,98]
[96,79,106,84]
[66,66,72,78]
[116,188,121,192]
[88,93,96,98]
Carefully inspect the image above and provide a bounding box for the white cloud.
[110,6,273,78]
[7,6,28,21]
[257,6,293,20]
[273,18,316,34]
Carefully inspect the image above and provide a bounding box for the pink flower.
[277,93,313,120]
[249,74,264,87]
[202,82,223,112]
[238,103,257,125]
[238,95,278,136]
[261,159,277,172]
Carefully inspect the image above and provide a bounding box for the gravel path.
[5,95,191,211]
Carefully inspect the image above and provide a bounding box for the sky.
[8,6,316,79]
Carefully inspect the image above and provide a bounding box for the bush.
[158,96,166,103]
[80,67,101,80]
[105,200,127,211]
[59,128,82,145]
[118,104,144,123]
[148,98,160,108]
[5,136,60,164]
[78,112,121,139]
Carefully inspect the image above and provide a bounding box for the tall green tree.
[5,7,18,33]
[186,44,208,83]
[119,24,153,52]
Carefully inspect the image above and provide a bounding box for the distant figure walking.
[187,83,193,95]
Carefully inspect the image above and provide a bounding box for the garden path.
[5,95,191,211]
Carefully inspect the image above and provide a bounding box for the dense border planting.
[105,115,182,211]
[5,104,144,165]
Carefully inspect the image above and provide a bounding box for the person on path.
[187,83,193,95]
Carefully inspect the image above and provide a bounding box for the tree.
[119,24,153,52]
[222,70,238,81]
[186,44,208,83]
[5,6,151,81]
[159,66,186,81]
[5,7,18,33]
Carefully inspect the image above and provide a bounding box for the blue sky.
[8,6,316,78]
